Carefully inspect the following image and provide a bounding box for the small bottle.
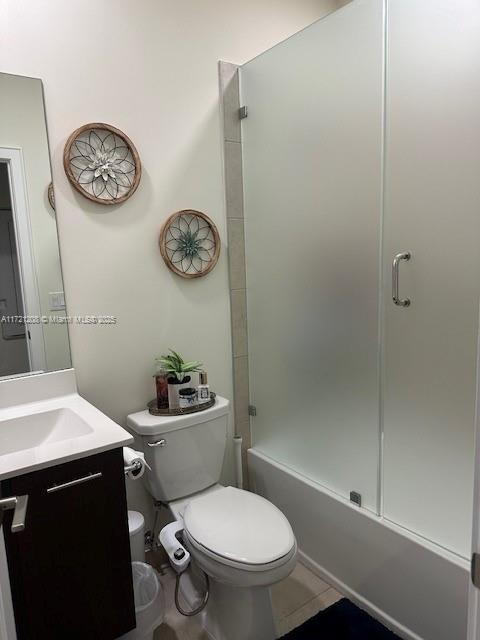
[197,371,210,404]
[154,366,169,410]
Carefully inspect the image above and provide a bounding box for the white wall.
[0,0,342,518]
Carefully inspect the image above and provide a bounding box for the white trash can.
[120,562,165,640]
[128,510,146,563]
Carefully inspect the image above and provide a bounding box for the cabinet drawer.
[2,449,118,496]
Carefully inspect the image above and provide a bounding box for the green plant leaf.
[182,360,202,371]
[169,349,184,364]
[156,349,202,378]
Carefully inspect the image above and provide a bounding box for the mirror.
[0,73,71,379]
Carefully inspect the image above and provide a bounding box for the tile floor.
[152,560,342,639]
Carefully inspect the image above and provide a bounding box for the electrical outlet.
[49,291,65,311]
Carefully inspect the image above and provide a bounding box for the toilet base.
[200,580,277,640]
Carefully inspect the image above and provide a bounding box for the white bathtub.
[248,448,469,640]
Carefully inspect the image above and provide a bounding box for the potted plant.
[156,349,202,410]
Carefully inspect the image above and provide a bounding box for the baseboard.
[298,550,423,640]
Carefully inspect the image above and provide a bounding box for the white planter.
[167,378,191,410]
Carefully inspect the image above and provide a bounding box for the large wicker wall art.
[63,122,141,205]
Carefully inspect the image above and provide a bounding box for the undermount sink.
[0,408,94,456]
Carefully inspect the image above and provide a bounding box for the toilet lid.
[183,486,295,565]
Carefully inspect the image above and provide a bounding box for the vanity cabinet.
[1,448,135,640]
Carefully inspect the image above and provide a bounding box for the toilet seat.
[185,528,297,573]
[183,486,296,568]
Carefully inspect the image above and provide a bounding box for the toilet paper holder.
[124,460,143,476]
[123,447,150,479]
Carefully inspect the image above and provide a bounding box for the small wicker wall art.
[159,210,220,279]
[63,123,141,205]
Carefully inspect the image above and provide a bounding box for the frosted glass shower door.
[241,0,385,511]
[382,0,480,557]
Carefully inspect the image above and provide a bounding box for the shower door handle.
[392,252,411,307]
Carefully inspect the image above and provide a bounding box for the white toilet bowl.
[126,398,297,640]
[171,485,297,640]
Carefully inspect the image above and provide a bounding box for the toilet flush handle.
[147,439,166,448]
[159,521,190,573]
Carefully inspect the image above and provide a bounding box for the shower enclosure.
[229,0,480,638]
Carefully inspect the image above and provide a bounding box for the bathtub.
[248,448,469,640]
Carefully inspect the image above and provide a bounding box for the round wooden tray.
[148,392,216,416]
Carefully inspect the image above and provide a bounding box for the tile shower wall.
[219,62,251,482]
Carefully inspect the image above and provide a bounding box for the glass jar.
[178,387,197,409]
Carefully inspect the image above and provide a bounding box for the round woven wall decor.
[159,210,220,278]
[63,122,141,205]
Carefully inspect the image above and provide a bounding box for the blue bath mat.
[281,599,401,639]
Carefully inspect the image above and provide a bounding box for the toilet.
[126,396,297,640]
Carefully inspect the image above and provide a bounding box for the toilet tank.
[126,396,229,502]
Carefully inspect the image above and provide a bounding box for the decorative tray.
[147,392,216,416]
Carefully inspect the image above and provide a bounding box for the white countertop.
[0,369,135,640]
[0,392,133,481]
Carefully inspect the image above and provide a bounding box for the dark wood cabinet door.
[1,449,135,640]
